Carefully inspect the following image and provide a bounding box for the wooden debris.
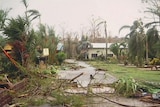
[69,72,83,82]
[18,93,29,98]
[0,75,14,89]
[140,95,160,104]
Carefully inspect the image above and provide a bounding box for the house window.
[107,54,113,57]
[91,54,97,58]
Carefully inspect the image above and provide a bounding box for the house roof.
[91,43,127,49]
[91,43,112,49]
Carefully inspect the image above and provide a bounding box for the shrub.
[56,52,66,65]
[149,58,160,65]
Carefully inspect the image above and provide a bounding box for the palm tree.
[2,0,40,67]
[3,16,27,65]
[110,43,119,59]
[110,42,127,63]
[22,0,41,26]
[119,20,146,67]
[146,26,159,58]
[77,35,92,60]
[0,9,11,30]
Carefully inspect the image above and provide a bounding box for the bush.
[56,52,66,65]
[149,58,160,65]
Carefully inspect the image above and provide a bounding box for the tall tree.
[0,9,11,30]
[35,24,58,64]
[3,0,40,67]
[110,43,119,59]
[142,0,160,28]
[142,0,160,61]
[77,35,92,60]
[119,20,146,67]
[146,26,159,58]
[110,42,127,62]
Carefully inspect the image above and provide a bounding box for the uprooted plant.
[113,76,160,98]
[114,77,138,97]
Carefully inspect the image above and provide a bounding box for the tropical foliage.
[35,24,59,64]
[0,9,10,30]
[118,0,160,66]
[114,77,138,97]
[146,26,159,58]
[110,42,127,62]
[119,20,146,66]
[77,35,92,60]
[56,52,67,65]
[2,0,40,67]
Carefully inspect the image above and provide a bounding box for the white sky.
[0,0,145,37]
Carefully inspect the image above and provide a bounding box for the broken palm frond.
[0,46,28,74]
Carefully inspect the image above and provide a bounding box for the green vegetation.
[51,91,85,107]
[0,0,160,106]
[77,35,92,60]
[114,77,138,97]
[88,60,160,97]
[56,52,67,65]
[88,61,160,82]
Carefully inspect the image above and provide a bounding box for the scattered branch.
[69,72,83,82]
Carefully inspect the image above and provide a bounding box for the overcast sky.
[0,0,145,37]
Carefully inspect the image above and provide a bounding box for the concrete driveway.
[58,59,117,88]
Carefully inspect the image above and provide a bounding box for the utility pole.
[104,21,107,60]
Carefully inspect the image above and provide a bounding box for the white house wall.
[88,48,114,59]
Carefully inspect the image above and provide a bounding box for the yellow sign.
[43,48,49,56]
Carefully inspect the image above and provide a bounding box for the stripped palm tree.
[143,0,160,28]
[22,0,41,26]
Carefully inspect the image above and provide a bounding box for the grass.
[88,60,160,83]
